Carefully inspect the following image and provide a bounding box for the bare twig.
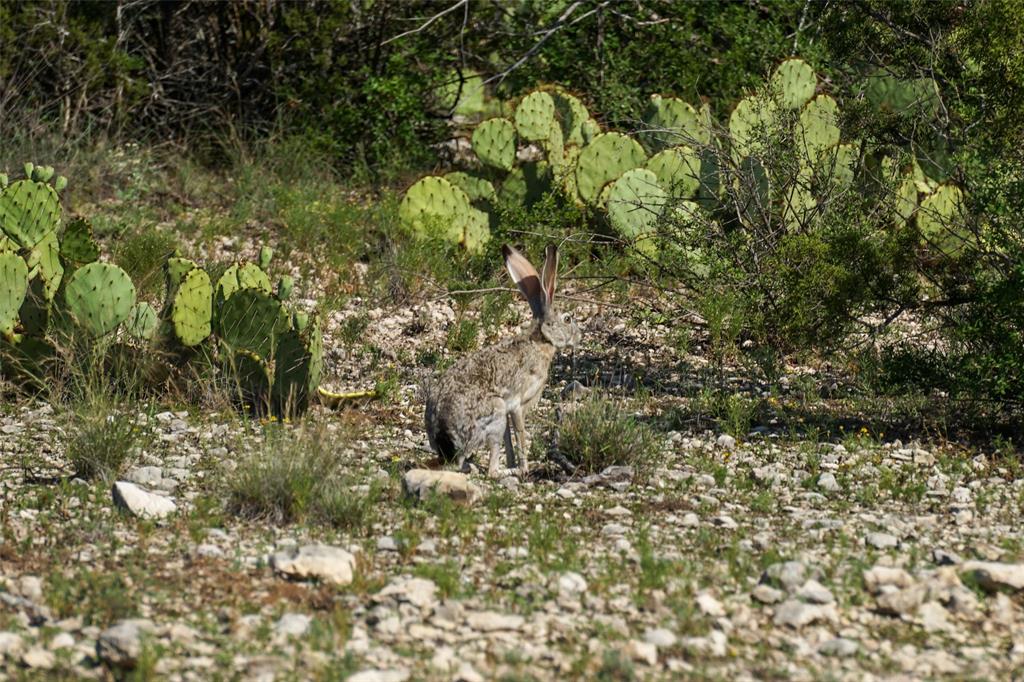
[382,0,468,46]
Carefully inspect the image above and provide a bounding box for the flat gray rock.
[402,469,481,505]
[376,577,439,611]
[819,637,859,657]
[274,613,311,637]
[347,669,411,682]
[271,544,355,586]
[773,599,837,628]
[466,611,524,632]
[97,619,155,668]
[112,481,177,520]
[866,531,899,550]
[960,561,1024,592]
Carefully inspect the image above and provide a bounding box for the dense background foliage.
[2,0,1023,409]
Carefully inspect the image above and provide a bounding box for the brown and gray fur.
[424,244,579,478]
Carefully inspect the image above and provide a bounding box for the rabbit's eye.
[561,313,571,323]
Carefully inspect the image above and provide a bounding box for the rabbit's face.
[541,308,580,349]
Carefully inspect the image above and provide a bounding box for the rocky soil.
[1,292,1023,681]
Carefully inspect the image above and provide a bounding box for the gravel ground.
[1,288,1023,681]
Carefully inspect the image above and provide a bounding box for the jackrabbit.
[424,244,579,478]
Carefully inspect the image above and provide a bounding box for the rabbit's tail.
[422,377,458,462]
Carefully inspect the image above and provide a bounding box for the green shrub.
[226,422,383,532]
[557,395,660,478]
[65,401,145,483]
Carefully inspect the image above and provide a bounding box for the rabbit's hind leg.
[510,407,530,476]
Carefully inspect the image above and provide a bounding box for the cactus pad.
[552,91,590,146]
[445,172,497,204]
[0,180,60,249]
[125,302,159,341]
[581,118,601,144]
[399,176,472,243]
[258,246,273,270]
[227,350,271,415]
[918,184,968,255]
[272,313,323,417]
[277,276,294,301]
[575,133,647,205]
[26,232,63,301]
[818,143,858,188]
[215,261,272,308]
[606,168,668,255]
[217,288,289,360]
[640,96,706,153]
[770,59,817,110]
[881,157,918,224]
[471,118,516,171]
[729,96,777,160]
[165,257,197,292]
[60,218,100,265]
[514,91,556,142]
[0,252,28,335]
[63,262,136,337]
[499,161,552,208]
[172,267,213,346]
[462,208,490,254]
[645,146,701,199]
[796,95,841,165]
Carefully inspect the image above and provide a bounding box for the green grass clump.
[226,422,382,532]
[558,395,661,479]
[65,401,144,482]
[113,228,179,300]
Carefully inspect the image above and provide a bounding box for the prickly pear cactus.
[18,278,49,336]
[881,157,918,224]
[514,91,556,142]
[25,232,63,301]
[258,246,273,270]
[217,288,289,360]
[607,168,668,255]
[272,313,323,417]
[445,172,497,205]
[551,91,591,146]
[215,261,272,310]
[277,276,294,301]
[729,96,778,160]
[462,208,490,254]
[171,267,213,346]
[30,166,54,183]
[499,161,552,208]
[471,118,517,171]
[640,96,707,153]
[399,176,473,243]
[796,95,841,165]
[165,257,198,296]
[770,58,817,110]
[918,184,968,255]
[62,262,137,337]
[227,350,272,415]
[645,147,701,199]
[818,143,858,188]
[0,180,60,250]
[60,218,100,266]
[0,252,28,336]
[575,133,647,205]
[126,302,159,341]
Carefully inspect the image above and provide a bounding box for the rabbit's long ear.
[540,244,558,307]
[502,244,546,319]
